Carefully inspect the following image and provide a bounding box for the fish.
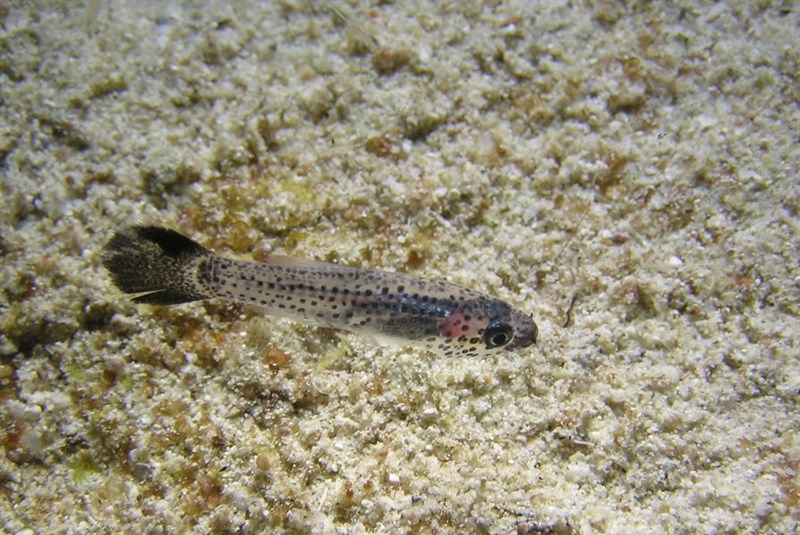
[102,225,538,357]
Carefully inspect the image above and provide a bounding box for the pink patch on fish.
[440,311,484,341]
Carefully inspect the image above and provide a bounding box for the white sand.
[1,1,798,533]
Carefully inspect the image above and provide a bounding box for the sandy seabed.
[1,1,798,533]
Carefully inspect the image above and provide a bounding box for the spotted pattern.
[207,254,537,357]
[104,226,538,357]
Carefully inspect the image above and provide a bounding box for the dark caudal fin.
[102,226,213,305]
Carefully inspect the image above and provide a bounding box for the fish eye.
[484,322,513,348]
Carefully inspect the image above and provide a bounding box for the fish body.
[103,226,538,357]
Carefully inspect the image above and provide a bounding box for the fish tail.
[102,225,213,305]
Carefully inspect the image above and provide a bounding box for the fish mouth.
[505,320,538,351]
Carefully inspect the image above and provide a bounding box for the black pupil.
[484,322,513,348]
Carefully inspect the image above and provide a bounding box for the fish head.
[436,298,538,357]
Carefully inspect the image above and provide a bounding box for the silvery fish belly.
[103,226,538,357]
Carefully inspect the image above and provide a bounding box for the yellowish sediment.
[1,1,798,533]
